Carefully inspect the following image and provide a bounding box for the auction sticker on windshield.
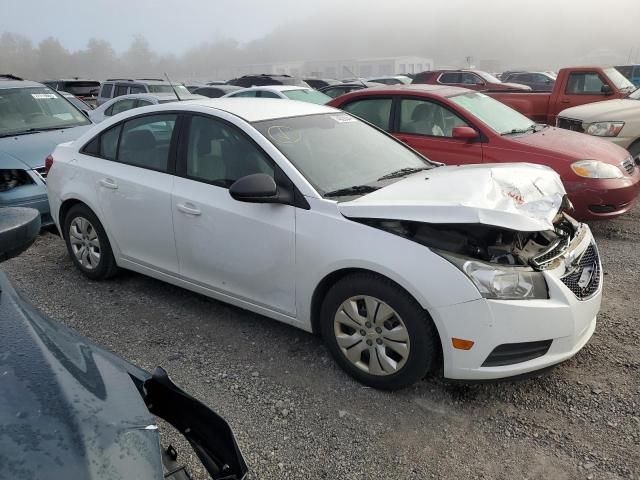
[32,93,57,99]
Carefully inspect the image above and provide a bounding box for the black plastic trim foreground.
[482,340,553,367]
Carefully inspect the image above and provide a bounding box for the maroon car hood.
[510,127,629,164]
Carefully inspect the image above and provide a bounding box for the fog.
[1,0,638,81]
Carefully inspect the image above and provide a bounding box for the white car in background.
[222,85,331,105]
[367,75,412,85]
[46,99,601,389]
[89,93,203,123]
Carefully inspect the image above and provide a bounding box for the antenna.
[343,65,366,88]
[164,72,182,101]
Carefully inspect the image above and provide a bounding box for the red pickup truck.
[488,67,636,125]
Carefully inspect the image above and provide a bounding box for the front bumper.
[564,173,640,220]
[433,226,602,380]
[0,182,52,227]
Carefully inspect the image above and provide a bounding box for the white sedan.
[223,85,331,105]
[89,93,203,123]
[46,99,601,389]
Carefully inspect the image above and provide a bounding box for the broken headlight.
[437,251,548,300]
[0,169,34,192]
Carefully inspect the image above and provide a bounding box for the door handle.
[99,178,118,190]
[560,99,570,104]
[176,203,201,216]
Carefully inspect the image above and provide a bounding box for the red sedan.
[328,85,640,220]
[412,69,530,91]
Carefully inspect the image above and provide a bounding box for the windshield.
[283,89,332,105]
[147,84,191,96]
[604,68,635,90]
[61,81,100,96]
[0,87,91,137]
[450,91,536,134]
[253,113,432,197]
[628,88,640,100]
[476,71,502,83]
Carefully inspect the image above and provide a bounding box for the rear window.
[61,81,101,96]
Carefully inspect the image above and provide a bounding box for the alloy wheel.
[69,217,101,270]
[333,295,410,376]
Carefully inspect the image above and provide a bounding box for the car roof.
[106,79,168,85]
[175,98,337,122]
[0,78,46,89]
[237,85,309,93]
[108,93,178,102]
[339,83,470,98]
[43,78,100,82]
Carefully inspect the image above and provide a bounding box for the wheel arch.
[58,198,118,256]
[309,267,443,365]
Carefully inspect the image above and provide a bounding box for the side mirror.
[229,173,279,203]
[0,207,41,262]
[601,84,613,95]
[452,126,479,140]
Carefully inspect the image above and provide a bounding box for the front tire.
[63,204,118,280]
[320,272,438,390]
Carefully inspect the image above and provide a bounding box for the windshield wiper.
[377,167,430,181]
[324,185,379,198]
[501,124,537,135]
[0,126,70,138]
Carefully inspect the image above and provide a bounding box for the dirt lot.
[3,205,640,480]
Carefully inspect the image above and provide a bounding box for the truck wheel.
[320,272,439,390]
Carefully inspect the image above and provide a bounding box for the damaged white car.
[46,99,602,389]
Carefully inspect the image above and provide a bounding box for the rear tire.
[63,204,118,280]
[320,272,438,390]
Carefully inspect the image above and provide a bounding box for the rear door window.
[114,85,129,97]
[110,99,137,115]
[118,114,177,171]
[130,85,146,94]
[341,97,392,130]
[439,73,460,84]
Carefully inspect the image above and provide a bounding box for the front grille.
[531,234,570,268]
[33,166,47,182]
[560,243,601,300]
[556,117,584,133]
[482,340,553,367]
[622,157,635,175]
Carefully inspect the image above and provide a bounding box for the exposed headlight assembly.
[0,169,34,192]
[571,160,624,179]
[585,121,624,137]
[437,250,548,300]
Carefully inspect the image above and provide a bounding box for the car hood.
[494,82,531,91]
[560,98,640,122]
[0,125,91,169]
[509,126,629,163]
[0,272,164,480]
[338,163,566,232]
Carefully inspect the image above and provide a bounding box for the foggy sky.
[1,0,639,77]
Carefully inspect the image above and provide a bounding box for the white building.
[230,56,433,80]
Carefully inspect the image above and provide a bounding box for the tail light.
[44,154,54,174]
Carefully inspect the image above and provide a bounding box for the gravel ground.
[3,206,640,480]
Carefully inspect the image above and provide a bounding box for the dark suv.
[226,74,309,88]
[41,78,101,106]
[97,79,191,106]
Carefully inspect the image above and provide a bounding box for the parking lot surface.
[3,207,639,480]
